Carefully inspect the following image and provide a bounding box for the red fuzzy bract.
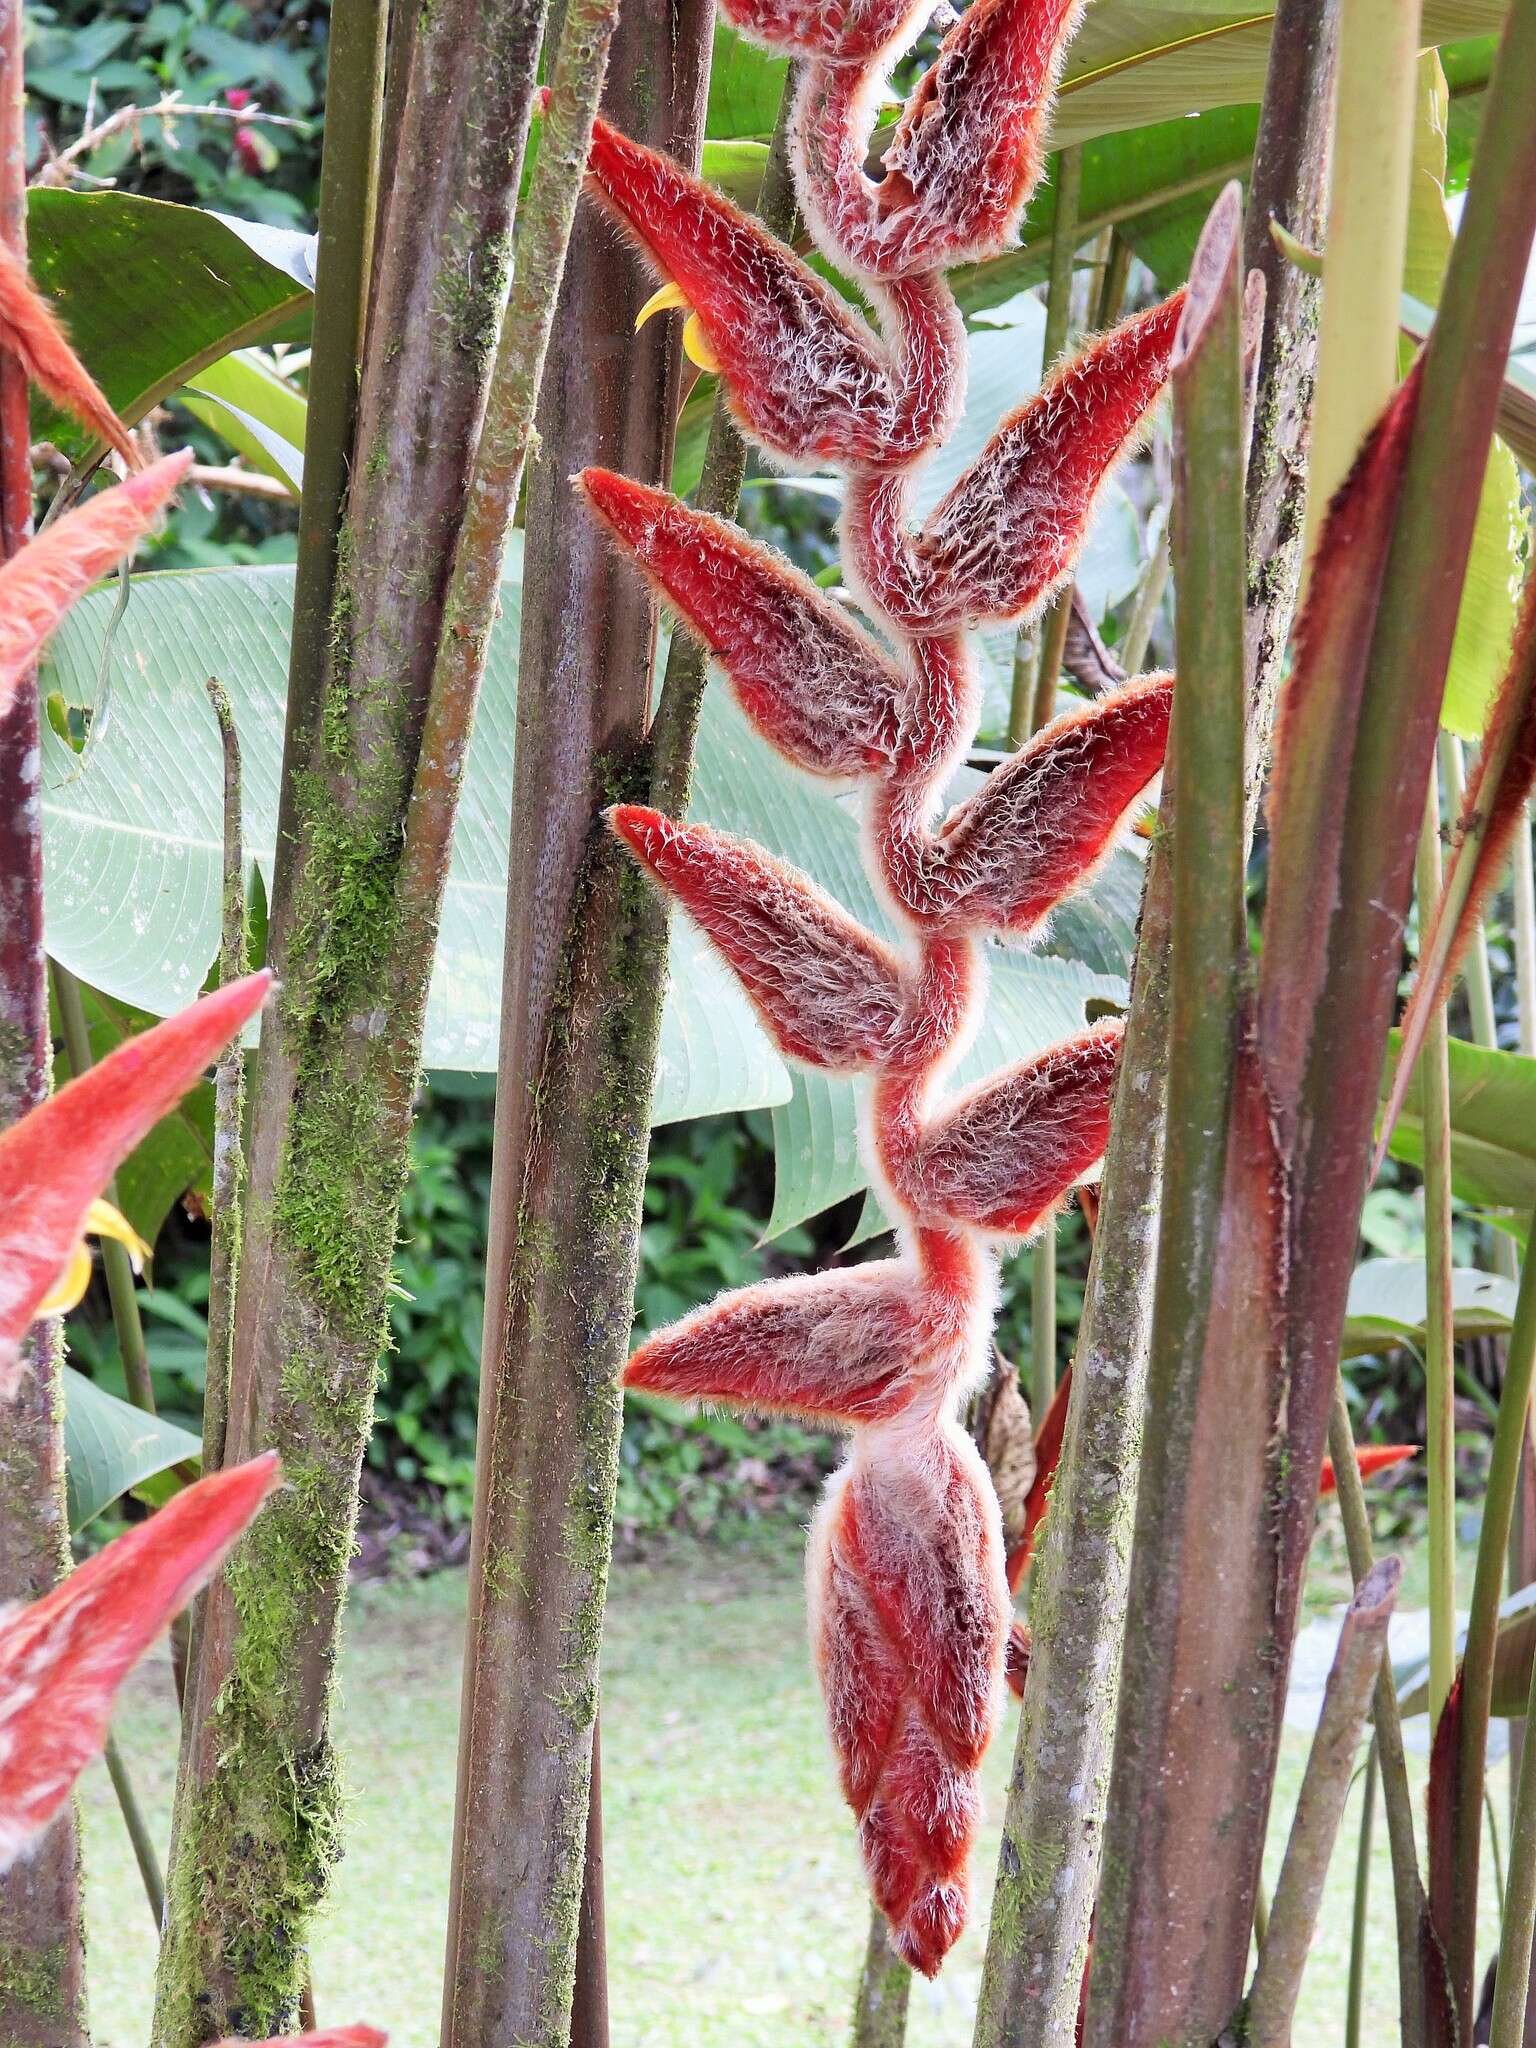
[812,1424,1007,1973]
[583,119,963,469]
[0,1455,279,1871]
[902,1024,1122,1237]
[582,0,1177,1969]
[608,807,905,1069]
[717,0,926,61]
[580,468,904,778]
[0,452,192,712]
[845,297,1186,631]
[794,0,1082,278]
[0,971,273,1389]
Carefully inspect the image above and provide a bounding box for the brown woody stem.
[436,4,717,2038]
[1245,1557,1403,2048]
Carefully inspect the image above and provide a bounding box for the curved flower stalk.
[579,0,1181,1974]
[0,1452,280,1872]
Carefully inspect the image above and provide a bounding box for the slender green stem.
[1346,1741,1379,2048]
[1487,1784,1507,1918]
[1247,1557,1402,2048]
[1009,145,1081,746]
[1453,1201,1536,2016]
[1492,1640,1536,2045]
[1120,520,1169,675]
[1328,1382,1428,2047]
[105,1732,166,1929]
[1417,784,1457,1733]
[200,677,247,1481]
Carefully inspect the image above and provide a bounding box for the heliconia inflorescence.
[578,0,1183,1974]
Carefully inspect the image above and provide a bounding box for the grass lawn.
[82,1516,1502,2047]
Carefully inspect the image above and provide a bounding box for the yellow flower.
[634,281,720,373]
[37,1199,152,1317]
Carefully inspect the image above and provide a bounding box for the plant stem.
[1119,522,1169,675]
[436,6,720,2038]
[1451,1204,1536,2023]
[0,2,85,2028]
[1247,1557,1402,2048]
[1416,784,1457,1733]
[1298,0,1421,570]
[1492,1642,1536,2046]
[852,1905,912,2048]
[1086,185,1254,2048]
[199,677,247,1483]
[1329,1382,1428,2043]
[1346,1741,1379,2048]
[104,1732,166,1930]
[1010,145,1080,747]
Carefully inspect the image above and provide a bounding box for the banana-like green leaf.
[1342,1256,1519,1358]
[181,349,307,493]
[1051,0,1505,149]
[38,550,792,1124]
[63,1366,200,1531]
[1384,1031,1536,1211]
[706,21,786,139]
[27,189,312,456]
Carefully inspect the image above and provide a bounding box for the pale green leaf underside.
[64,1366,200,1531]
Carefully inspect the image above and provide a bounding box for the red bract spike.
[583,119,963,468]
[0,451,192,712]
[578,467,904,779]
[220,2031,388,2048]
[608,806,905,1069]
[1318,1444,1417,1496]
[1007,1359,1073,1592]
[0,970,273,1389]
[900,1024,1122,1237]
[0,1454,279,1871]
[877,676,1172,933]
[0,238,137,466]
[716,0,927,61]
[793,0,1082,278]
[811,1425,1008,1975]
[1378,568,1536,1173]
[624,1253,972,1424]
[844,297,1186,632]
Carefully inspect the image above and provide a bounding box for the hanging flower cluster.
[577,0,1183,1974]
